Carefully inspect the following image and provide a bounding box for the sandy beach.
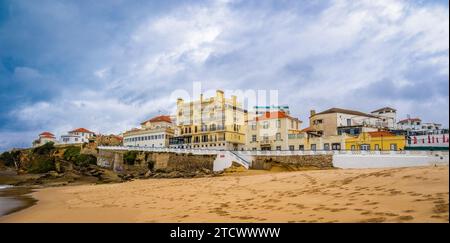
[1,166,448,223]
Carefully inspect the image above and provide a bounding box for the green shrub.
[0,151,20,167]
[29,156,55,173]
[32,142,55,155]
[74,154,97,167]
[123,151,138,165]
[63,146,81,161]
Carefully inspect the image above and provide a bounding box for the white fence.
[97,146,449,170]
[98,146,447,156]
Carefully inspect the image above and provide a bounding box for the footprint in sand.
[360,217,386,223]
[397,215,414,221]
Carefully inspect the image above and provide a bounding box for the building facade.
[370,107,397,129]
[32,132,58,147]
[405,129,449,150]
[170,90,246,150]
[345,131,406,151]
[308,108,386,137]
[60,128,95,144]
[246,111,301,151]
[123,115,175,147]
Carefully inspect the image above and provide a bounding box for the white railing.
[97,146,448,157]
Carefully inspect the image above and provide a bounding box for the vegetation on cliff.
[63,146,96,167]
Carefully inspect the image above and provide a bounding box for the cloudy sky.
[0,0,448,151]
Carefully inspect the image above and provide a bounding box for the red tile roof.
[255,111,299,122]
[397,118,421,124]
[367,131,396,137]
[300,126,315,133]
[39,132,55,137]
[141,115,172,125]
[69,128,95,134]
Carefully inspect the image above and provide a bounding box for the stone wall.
[97,150,215,173]
[149,152,215,171]
[251,155,333,170]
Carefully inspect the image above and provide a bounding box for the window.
[289,145,295,151]
[276,146,281,151]
[251,135,257,142]
[351,145,356,151]
[276,133,281,141]
[390,144,397,151]
[360,144,370,151]
[311,144,316,151]
[332,143,341,150]
[374,144,380,151]
[263,121,269,129]
[347,119,351,126]
[251,123,257,130]
[299,145,304,151]
[323,143,330,151]
[277,120,281,128]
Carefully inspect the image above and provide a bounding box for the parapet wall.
[251,155,333,170]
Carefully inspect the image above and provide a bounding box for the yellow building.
[171,90,247,150]
[345,131,406,151]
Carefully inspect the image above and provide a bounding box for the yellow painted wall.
[345,133,406,151]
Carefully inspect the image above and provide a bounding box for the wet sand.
[0,186,37,217]
[1,166,448,223]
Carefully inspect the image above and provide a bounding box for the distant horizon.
[0,0,449,151]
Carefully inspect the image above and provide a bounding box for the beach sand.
[1,166,448,223]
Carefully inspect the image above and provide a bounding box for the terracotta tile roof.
[367,131,396,137]
[141,115,172,125]
[300,126,315,133]
[39,132,55,137]
[313,108,377,118]
[255,111,300,122]
[69,128,95,134]
[397,118,421,124]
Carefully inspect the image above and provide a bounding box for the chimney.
[310,110,316,117]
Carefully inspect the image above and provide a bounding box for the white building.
[397,117,443,134]
[397,117,423,131]
[60,128,95,144]
[32,132,58,147]
[123,115,175,147]
[406,131,449,150]
[370,107,397,129]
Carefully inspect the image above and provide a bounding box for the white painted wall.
[407,134,449,148]
[213,152,233,171]
[333,153,449,169]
